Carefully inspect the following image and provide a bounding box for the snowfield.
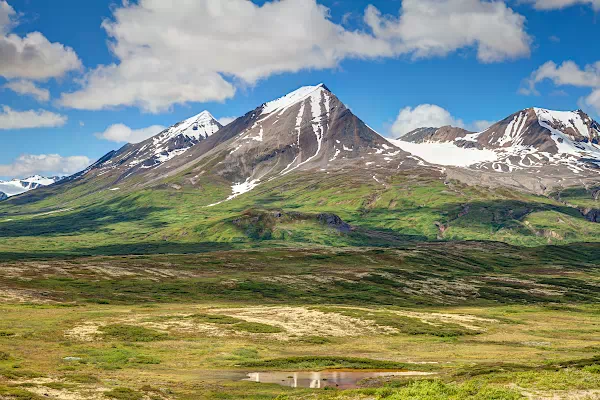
[389,140,498,167]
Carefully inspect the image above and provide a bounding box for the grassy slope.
[0,169,599,258]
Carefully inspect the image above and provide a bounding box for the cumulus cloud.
[524,61,600,93]
[585,90,600,114]
[522,60,600,114]
[392,104,465,137]
[0,106,67,129]
[0,0,14,34]
[4,80,50,101]
[0,1,81,81]
[217,116,237,126]
[95,123,166,144]
[0,154,90,178]
[392,105,496,137]
[471,120,494,132]
[60,0,531,113]
[523,0,600,10]
[364,0,531,63]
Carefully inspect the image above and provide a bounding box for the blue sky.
[0,0,598,179]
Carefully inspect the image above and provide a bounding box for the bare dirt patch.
[336,306,497,331]
[522,389,600,400]
[64,322,104,342]
[207,306,396,339]
[0,288,53,304]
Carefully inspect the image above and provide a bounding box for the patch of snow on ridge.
[22,175,57,186]
[535,108,590,139]
[261,84,325,116]
[389,139,498,167]
[0,175,62,197]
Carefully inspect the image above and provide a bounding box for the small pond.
[243,370,434,389]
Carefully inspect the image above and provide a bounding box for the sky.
[0,0,598,179]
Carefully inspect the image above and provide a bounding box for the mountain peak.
[260,84,332,117]
[160,110,222,142]
[195,110,217,123]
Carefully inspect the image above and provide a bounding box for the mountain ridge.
[397,107,600,179]
[0,175,64,198]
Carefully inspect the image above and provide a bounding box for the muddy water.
[243,370,434,389]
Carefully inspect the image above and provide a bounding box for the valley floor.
[0,247,599,400]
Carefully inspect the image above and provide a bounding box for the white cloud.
[392,105,496,137]
[0,1,81,80]
[95,123,166,144]
[392,104,465,137]
[525,61,600,92]
[523,0,600,10]
[0,154,90,178]
[4,80,50,101]
[217,116,237,126]
[522,60,600,114]
[471,120,494,132]
[0,106,67,130]
[0,0,15,34]
[364,0,531,63]
[60,0,531,113]
[585,90,600,114]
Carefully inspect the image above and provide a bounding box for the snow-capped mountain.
[396,108,600,176]
[0,175,63,198]
[66,84,416,201]
[84,111,222,181]
[150,84,416,201]
[215,84,409,179]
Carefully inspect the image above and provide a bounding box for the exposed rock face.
[403,126,472,144]
[582,208,600,223]
[317,213,352,233]
[0,192,7,201]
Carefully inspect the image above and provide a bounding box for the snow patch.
[389,140,498,167]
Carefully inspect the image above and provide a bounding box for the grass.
[375,380,522,400]
[104,387,144,400]
[189,313,241,325]
[1,245,597,307]
[0,295,598,398]
[232,322,283,334]
[0,386,42,400]
[317,307,479,337]
[98,324,168,342]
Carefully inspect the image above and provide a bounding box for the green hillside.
[1,169,599,259]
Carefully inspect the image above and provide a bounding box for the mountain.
[78,111,222,183]
[2,85,600,254]
[396,108,600,177]
[48,85,416,203]
[149,84,414,199]
[0,175,63,198]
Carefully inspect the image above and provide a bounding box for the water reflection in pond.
[243,370,434,389]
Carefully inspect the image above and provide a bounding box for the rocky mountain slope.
[393,108,600,193]
[44,84,418,204]
[83,111,222,182]
[399,108,600,174]
[145,84,415,201]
